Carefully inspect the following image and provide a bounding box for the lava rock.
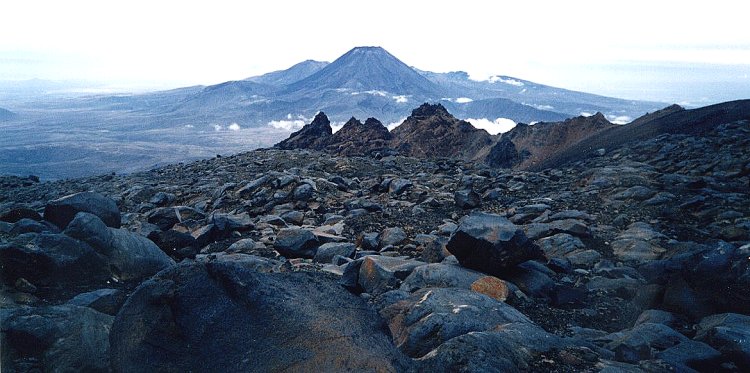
[313,242,356,263]
[274,228,319,259]
[0,233,109,287]
[44,191,121,229]
[358,255,425,295]
[380,287,532,357]
[454,189,482,209]
[446,212,543,277]
[109,259,412,372]
[68,288,127,316]
[1,305,113,372]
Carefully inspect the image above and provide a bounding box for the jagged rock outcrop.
[274,112,332,150]
[487,112,613,169]
[390,103,494,160]
[326,117,392,156]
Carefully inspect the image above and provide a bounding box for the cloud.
[440,97,473,103]
[184,124,194,128]
[228,122,241,131]
[580,112,594,117]
[393,95,408,103]
[387,118,406,131]
[212,124,223,131]
[352,90,388,97]
[331,122,345,133]
[488,76,524,86]
[465,117,517,135]
[268,119,306,131]
[607,115,631,124]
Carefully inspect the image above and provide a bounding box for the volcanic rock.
[446,212,543,276]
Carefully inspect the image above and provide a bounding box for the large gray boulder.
[65,212,174,281]
[446,212,543,276]
[44,192,121,229]
[109,258,412,372]
[380,287,532,358]
[0,233,109,287]
[274,228,319,259]
[1,305,113,372]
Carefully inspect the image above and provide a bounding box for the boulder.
[44,191,120,229]
[389,178,413,195]
[359,256,425,295]
[399,263,485,293]
[274,228,319,259]
[695,313,750,369]
[446,212,543,276]
[0,233,109,287]
[1,305,113,372]
[0,207,42,223]
[65,212,174,281]
[313,242,356,263]
[109,259,412,372]
[145,206,205,231]
[68,288,127,316]
[454,189,481,209]
[380,287,532,357]
[602,322,721,370]
[379,227,407,247]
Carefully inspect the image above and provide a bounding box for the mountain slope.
[285,47,442,97]
[486,113,614,169]
[531,99,750,170]
[0,107,17,121]
[247,60,329,86]
[389,103,495,160]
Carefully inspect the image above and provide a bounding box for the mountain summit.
[286,46,441,96]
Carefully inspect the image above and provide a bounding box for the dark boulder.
[0,207,42,223]
[454,189,482,209]
[446,212,543,276]
[109,259,412,372]
[65,212,174,281]
[68,288,127,316]
[145,206,205,231]
[1,305,113,372]
[0,233,109,287]
[274,228,319,259]
[380,287,532,358]
[43,191,120,229]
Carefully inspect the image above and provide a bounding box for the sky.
[1,0,749,104]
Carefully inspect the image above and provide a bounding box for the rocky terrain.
[1,101,749,372]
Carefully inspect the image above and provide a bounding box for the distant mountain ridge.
[273,100,750,171]
[0,107,17,121]
[161,46,663,127]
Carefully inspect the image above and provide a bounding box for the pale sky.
[2,0,749,103]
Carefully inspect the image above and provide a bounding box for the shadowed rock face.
[275,112,332,150]
[487,112,613,169]
[110,259,413,372]
[390,103,495,160]
[327,117,392,156]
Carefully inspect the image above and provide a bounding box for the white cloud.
[212,124,223,131]
[580,112,594,117]
[488,76,524,86]
[393,95,408,103]
[228,122,241,131]
[268,117,308,131]
[387,118,406,131]
[607,115,631,124]
[353,90,388,97]
[184,124,194,128]
[465,117,517,135]
[331,122,345,133]
[455,97,473,104]
[533,104,554,110]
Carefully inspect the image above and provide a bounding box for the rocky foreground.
[1,103,750,372]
